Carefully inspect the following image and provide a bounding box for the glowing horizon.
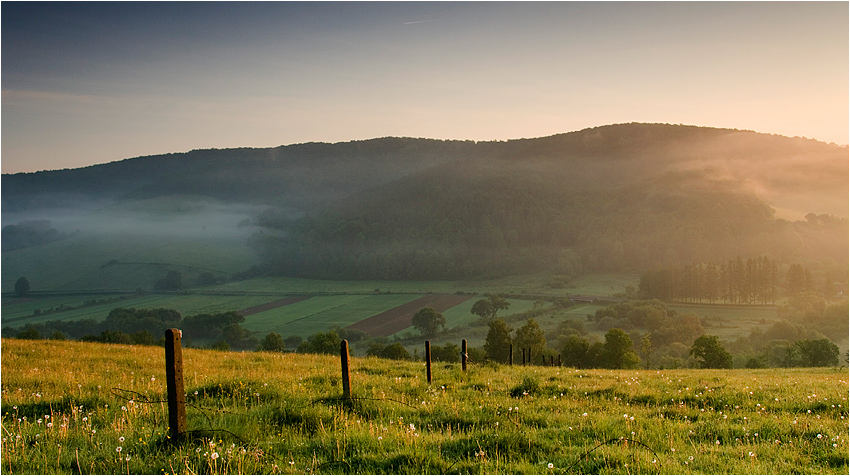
[2,2,847,174]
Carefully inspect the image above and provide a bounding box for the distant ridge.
[3,123,846,280]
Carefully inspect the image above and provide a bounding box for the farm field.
[667,303,780,342]
[206,273,640,298]
[1,293,283,328]
[391,297,545,344]
[1,230,259,292]
[240,294,425,338]
[2,338,847,474]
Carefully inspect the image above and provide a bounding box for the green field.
[2,293,282,327]
[241,294,424,337]
[391,298,544,343]
[2,231,260,293]
[668,303,780,341]
[2,338,847,474]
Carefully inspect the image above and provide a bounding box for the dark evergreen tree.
[483,319,513,363]
[14,276,30,297]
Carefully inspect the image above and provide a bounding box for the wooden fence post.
[340,340,352,399]
[557,354,562,367]
[522,348,526,365]
[461,339,467,371]
[550,355,554,366]
[164,328,186,441]
[425,341,432,384]
[509,344,513,366]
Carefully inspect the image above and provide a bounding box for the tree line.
[637,257,846,304]
[4,308,259,351]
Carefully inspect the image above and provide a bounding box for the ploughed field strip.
[345,294,473,337]
[237,296,311,316]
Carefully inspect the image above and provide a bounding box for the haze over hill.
[2,123,847,284]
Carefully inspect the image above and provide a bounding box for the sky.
[2,1,848,174]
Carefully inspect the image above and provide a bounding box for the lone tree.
[793,338,839,367]
[514,318,546,363]
[154,270,183,291]
[561,334,595,369]
[412,307,446,336]
[602,328,641,369]
[483,319,513,363]
[260,332,286,352]
[14,276,30,297]
[471,294,510,321]
[689,335,732,369]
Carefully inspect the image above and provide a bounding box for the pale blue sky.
[2,1,847,173]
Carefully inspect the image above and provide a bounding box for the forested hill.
[3,123,847,279]
[1,138,481,213]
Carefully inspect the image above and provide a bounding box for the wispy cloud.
[403,20,435,25]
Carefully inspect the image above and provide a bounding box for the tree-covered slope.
[249,124,848,279]
[3,123,847,282]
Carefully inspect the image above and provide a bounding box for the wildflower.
[749,451,755,457]
[47,423,53,428]
[125,456,131,462]
[817,434,823,439]
[548,463,554,469]
[716,440,720,445]
[116,447,122,453]
[119,436,125,442]
[211,452,219,460]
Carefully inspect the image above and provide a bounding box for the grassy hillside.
[2,339,847,474]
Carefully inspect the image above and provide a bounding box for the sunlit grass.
[2,338,847,474]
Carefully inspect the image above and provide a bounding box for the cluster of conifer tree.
[638,256,787,304]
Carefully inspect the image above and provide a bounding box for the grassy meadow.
[2,338,847,474]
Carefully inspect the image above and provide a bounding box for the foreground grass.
[2,339,847,474]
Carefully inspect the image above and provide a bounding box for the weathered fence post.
[557,354,561,367]
[509,344,513,366]
[340,340,352,399]
[461,339,468,371]
[164,328,186,441]
[425,340,432,384]
[550,355,554,366]
[522,348,526,365]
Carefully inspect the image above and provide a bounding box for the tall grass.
[2,338,847,474]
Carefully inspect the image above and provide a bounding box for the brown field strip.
[345,294,472,337]
[238,296,311,316]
